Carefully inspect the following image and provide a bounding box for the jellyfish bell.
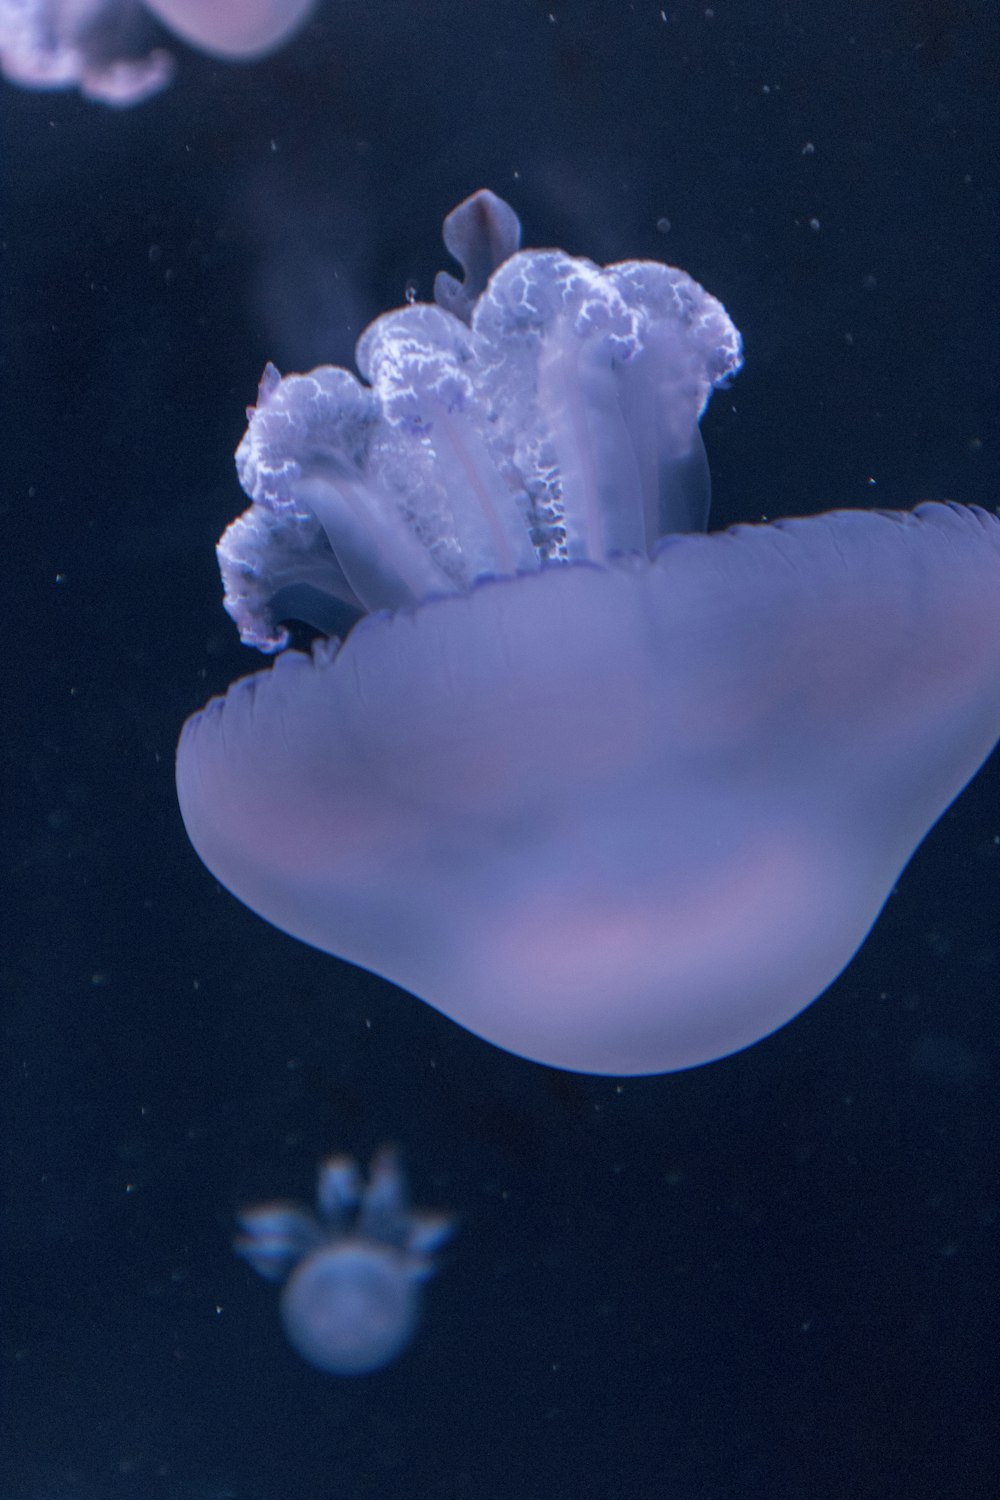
[143,0,317,60]
[176,191,1000,1076]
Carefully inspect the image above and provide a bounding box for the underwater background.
[2,2,998,1496]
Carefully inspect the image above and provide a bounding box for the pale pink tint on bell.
[144,0,316,57]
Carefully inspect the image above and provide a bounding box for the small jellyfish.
[0,0,316,105]
[176,191,1000,1076]
[235,1149,454,1375]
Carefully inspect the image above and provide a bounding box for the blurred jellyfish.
[0,0,316,105]
[236,1149,454,1375]
[176,190,1000,1076]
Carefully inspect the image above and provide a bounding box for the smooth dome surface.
[281,1247,419,1375]
[144,0,316,59]
[177,502,1000,1074]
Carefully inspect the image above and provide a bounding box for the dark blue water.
[2,3,997,1496]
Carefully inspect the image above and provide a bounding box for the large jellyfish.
[0,0,316,105]
[176,190,1000,1076]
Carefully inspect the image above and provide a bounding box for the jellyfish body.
[143,0,316,59]
[0,0,315,104]
[176,191,1000,1076]
[236,1150,453,1375]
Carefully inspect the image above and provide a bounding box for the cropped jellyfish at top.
[236,1149,454,1375]
[0,0,316,105]
[176,190,1000,1076]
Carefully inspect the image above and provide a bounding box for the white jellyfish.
[235,1149,454,1375]
[176,190,1000,1076]
[0,0,316,105]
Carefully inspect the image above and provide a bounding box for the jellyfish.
[0,0,316,105]
[235,1149,454,1375]
[176,190,1000,1077]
